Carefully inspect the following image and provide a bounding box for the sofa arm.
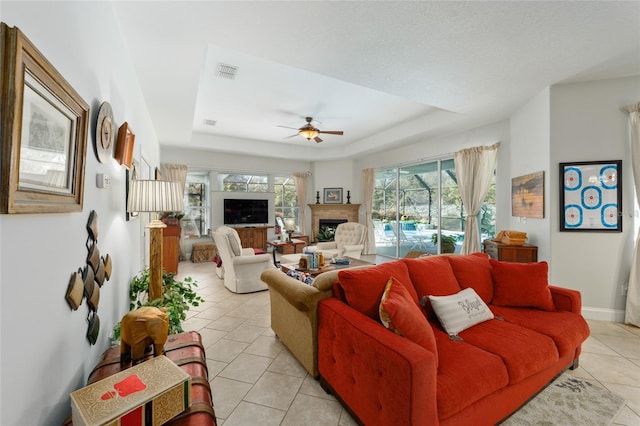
[261,269,331,312]
[341,244,364,258]
[316,241,337,250]
[318,298,438,426]
[233,253,273,266]
[549,285,582,314]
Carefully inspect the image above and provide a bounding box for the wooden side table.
[483,240,538,263]
[266,239,306,265]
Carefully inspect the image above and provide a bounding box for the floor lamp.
[127,180,184,303]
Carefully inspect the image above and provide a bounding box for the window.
[372,159,495,258]
[218,174,268,192]
[183,173,209,237]
[274,176,299,230]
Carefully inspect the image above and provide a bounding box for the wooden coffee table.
[280,257,373,277]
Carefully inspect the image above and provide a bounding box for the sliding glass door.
[372,159,495,258]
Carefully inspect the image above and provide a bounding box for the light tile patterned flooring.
[176,258,640,426]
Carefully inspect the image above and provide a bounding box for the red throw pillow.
[379,277,438,366]
[338,261,417,320]
[402,256,461,319]
[490,260,555,311]
[447,252,494,303]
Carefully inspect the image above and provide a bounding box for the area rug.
[501,373,626,425]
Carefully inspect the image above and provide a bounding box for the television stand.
[233,225,271,250]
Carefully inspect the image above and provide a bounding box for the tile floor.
[176,258,640,426]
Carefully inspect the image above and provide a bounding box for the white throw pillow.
[429,288,494,336]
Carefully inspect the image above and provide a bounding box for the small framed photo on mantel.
[323,188,343,204]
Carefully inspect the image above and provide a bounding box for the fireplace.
[318,219,348,233]
[308,203,360,242]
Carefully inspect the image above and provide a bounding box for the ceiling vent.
[216,63,238,80]
[203,119,217,126]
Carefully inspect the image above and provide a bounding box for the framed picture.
[0,23,89,213]
[323,187,343,204]
[559,160,622,232]
[115,122,135,169]
[511,171,544,218]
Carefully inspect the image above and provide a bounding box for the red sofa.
[317,253,590,425]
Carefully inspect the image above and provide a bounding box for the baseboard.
[582,307,625,322]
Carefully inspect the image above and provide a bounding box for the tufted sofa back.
[333,222,366,249]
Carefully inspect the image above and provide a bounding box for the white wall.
[0,3,158,424]
[509,88,552,260]
[549,76,640,321]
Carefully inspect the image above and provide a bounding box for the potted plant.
[431,233,458,253]
[316,226,336,242]
[112,268,204,340]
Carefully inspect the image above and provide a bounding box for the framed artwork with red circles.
[560,160,622,232]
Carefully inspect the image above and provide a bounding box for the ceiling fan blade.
[318,130,344,135]
[277,125,300,130]
[284,133,300,139]
[314,136,323,143]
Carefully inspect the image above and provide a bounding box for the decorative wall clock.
[95,102,115,163]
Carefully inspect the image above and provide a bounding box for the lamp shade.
[127,180,184,213]
[299,128,319,140]
[284,218,296,231]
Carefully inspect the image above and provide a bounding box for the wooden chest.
[67,332,216,426]
[483,240,538,263]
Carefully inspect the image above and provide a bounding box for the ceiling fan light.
[300,129,319,140]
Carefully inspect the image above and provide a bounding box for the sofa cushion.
[491,306,590,357]
[491,260,555,311]
[433,327,509,420]
[338,260,417,320]
[458,319,559,384]
[429,288,494,336]
[379,277,438,366]
[447,252,494,303]
[403,256,461,319]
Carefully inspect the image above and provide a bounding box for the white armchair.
[308,222,367,259]
[212,226,274,293]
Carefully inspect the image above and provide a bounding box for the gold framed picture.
[0,23,89,213]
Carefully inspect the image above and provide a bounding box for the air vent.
[216,63,238,80]
[203,119,217,126]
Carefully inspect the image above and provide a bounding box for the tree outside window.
[275,176,299,230]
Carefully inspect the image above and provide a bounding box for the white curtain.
[453,142,500,254]
[623,102,640,327]
[160,163,188,258]
[362,168,376,254]
[160,163,188,193]
[293,172,309,235]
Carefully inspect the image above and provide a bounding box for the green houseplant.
[431,233,458,253]
[316,226,336,242]
[113,268,204,340]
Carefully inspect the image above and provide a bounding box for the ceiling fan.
[278,116,344,143]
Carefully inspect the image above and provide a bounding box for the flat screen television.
[223,199,269,225]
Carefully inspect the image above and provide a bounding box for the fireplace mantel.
[308,203,360,242]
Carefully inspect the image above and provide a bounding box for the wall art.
[559,160,622,232]
[323,187,343,204]
[0,23,89,213]
[511,171,544,218]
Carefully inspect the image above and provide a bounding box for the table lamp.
[127,180,184,302]
[284,218,296,242]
